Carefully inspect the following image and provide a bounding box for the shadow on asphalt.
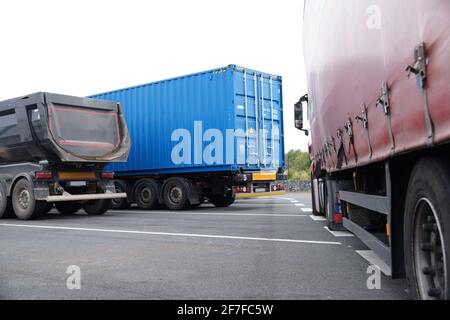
[1,197,298,222]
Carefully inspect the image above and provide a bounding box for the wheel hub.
[414,198,447,300]
[141,187,152,202]
[169,187,182,204]
[18,189,31,210]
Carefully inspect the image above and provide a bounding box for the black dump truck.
[0,92,130,220]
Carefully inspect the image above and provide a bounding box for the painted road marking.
[356,250,391,276]
[309,215,327,222]
[295,203,305,207]
[0,223,342,246]
[324,227,355,237]
[112,210,309,218]
[290,200,300,203]
[301,208,313,213]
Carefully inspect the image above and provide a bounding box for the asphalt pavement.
[0,193,409,300]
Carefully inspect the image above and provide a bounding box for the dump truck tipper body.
[298,0,450,300]
[0,92,130,220]
[90,65,287,210]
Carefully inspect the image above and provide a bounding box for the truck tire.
[209,192,235,208]
[404,157,449,300]
[0,183,8,219]
[56,202,82,215]
[111,181,131,210]
[134,179,159,210]
[12,179,46,220]
[83,199,111,216]
[163,178,190,210]
[311,177,322,216]
[1,198,15,219]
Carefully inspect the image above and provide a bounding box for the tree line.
[286,150,311,180]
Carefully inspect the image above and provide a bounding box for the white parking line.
[0,223,342,246]
[324,227,355,237]
[111,211,309,218]
[294,203,305,207]
[309,215,327,222]
[301,208,313,213]
[290,200,300,203]
[356,250,391,276]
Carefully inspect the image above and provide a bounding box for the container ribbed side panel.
[90,65,285,175]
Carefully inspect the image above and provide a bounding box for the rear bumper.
[236,191,286,199]
[234,171,287,183]
[46,192,127,202]
[233,179,286,198]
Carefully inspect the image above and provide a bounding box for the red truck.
[296,0,450,300]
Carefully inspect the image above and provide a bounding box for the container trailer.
[0,92,130,220]
[90,65,287,211]
[297,0,450,299]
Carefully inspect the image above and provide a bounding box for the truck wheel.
[163,178,190,210]
[311,177,323,216]
[135,179,159,210]
[209,192,235,208]
[56,202,82,215]
[83,199,111,215]
[1,198,15,219]
[0,183,8,219]
[404,157,449,300]
[111,181,131,210]
[12,179,46,220]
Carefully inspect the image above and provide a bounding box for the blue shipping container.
[90,65,285,177]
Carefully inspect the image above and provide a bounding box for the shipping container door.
[258,74,283,168]
[234,70,282,168]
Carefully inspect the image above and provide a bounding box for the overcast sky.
[0,0,308,152]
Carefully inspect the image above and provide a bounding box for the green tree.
[286,150,311,180]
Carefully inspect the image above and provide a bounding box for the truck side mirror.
[295,94,309,136]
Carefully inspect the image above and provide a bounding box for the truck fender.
[8,173,34,197]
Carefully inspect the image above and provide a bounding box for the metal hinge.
[355,103,373,160]
[406,43,434,145]
[345,118,358,162]
[376,82,395,152]
[336,128,348,169]
[355,103,369,129]
[405,43,427,89]
[376,82,391,115]
[345,119,354,141]
[327,138,336,153]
